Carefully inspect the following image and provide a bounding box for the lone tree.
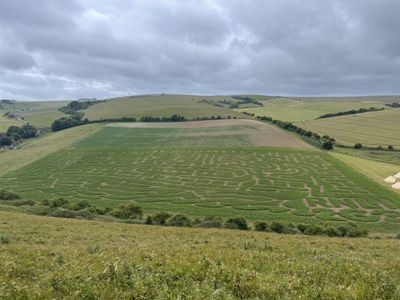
[322,141,333,150]
[354,143,363,149]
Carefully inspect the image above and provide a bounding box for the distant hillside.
[82,94,244,120]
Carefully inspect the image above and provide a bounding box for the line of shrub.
[58,100,105,115]
[386,102,400,108]
[253,114,336,150]
[51,114,237,132]
[316,107,384,119]
[0,191,370,239]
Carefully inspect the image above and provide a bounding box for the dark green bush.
[111,201,143,219]
[324,226,340,237]
[224,217,248,230]
[354,143,363,149]
[166,214,192,227]
[304,225,324,236]
[254,221,268,231]
[49,198,70,208]
[145,215,153,225]
[152,212,172,225]
[297,223,310,233]
[0,190,21,200]
[0,135,12,146]
[71,200,92,211]
[0,235,10,245]
[270,222,285,233]
[336,225,352,237]
[322,141,333,150]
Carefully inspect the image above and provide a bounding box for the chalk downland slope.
[299,109,400,148]
[235,97,386,122]
[83,94,243,120]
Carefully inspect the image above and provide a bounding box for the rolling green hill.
[83,94,243,120]
[299,109,400,148]
[236,97,386,122]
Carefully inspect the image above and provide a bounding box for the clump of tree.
[0,99,16,104]
[231,96,263,107]
[317,107,384,119]
[256,221,367,238]
[111,201,143,219]
[51,114,86,132]
[0,190,21,200]
[140,114,186,122]
[51,115,137,132]
[386,102,400,108]
[59,100,104,115]
[0,124,39,148]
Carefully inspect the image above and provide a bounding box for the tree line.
[316,107,384,119]
[254,114,335,150]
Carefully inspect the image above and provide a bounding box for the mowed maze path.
[2,120,400,231]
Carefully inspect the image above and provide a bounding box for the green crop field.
[83,94,243,120]
[0,211,399,299]
[236,97,385,122]
[299,109,400,148]
[2,123,400,232]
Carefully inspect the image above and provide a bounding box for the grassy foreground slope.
[235,97,385,122]
[2,122,400,232]
[299,109,400,148]
[0,211,399,299]
[83,95,243,120]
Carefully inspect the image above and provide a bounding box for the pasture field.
[236,97,385,122]
[0,114,23,132]
[0,124,102,177]
[0,211,400,299]
[334,147,400,166]
[21,110,66,128]
[83,94,243,120]
[0,100,69,114]
[299,109,400,148]
[2,122,400,232]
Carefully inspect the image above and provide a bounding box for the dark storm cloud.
[0,0,399,99]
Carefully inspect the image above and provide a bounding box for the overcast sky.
[1,0,400,100]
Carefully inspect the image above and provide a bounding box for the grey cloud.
[0,0,400,99]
